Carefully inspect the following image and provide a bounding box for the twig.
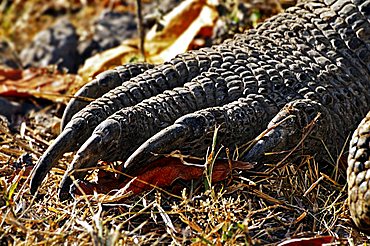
[136,0,146,61]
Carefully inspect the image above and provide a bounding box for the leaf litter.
[0,0,369,245]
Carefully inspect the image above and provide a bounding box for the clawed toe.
[243,99,334,163]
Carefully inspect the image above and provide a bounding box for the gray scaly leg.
[61,63,154,129]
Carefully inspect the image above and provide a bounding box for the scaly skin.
[30,0,370,232]
[30,49,218,193]
[61,62,154,129]
[348,112,370,233]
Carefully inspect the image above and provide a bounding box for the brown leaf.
[77,40,138,81]
[72,157,253,201]
[0,67,82,102]
[146,0,218,63]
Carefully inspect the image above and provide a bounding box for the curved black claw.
[58,136,103,200]
[125,120,197,173]
[242,99,333,163]
[30,118,87,194]
[58,119,121,200]
[125,95,280,173]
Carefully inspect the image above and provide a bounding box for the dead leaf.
[78,40,138,81]
[146,0,218,63]
[71,157,253,202]
[0,67,82,102]
[277,236,336,246]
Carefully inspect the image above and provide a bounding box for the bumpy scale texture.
[348,112,370,233]
[30,0,370,232]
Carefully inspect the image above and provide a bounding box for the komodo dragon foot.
[30,0,370,233]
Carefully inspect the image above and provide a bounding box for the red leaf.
[72,157,253,200]
[278,236,336,246]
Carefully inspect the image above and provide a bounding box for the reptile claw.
[58,138,108,200]
[244,99,332,163]
[243,127,287,162]
[30,126,80,194]
[58,119,121,199]
[125,123,190,172]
